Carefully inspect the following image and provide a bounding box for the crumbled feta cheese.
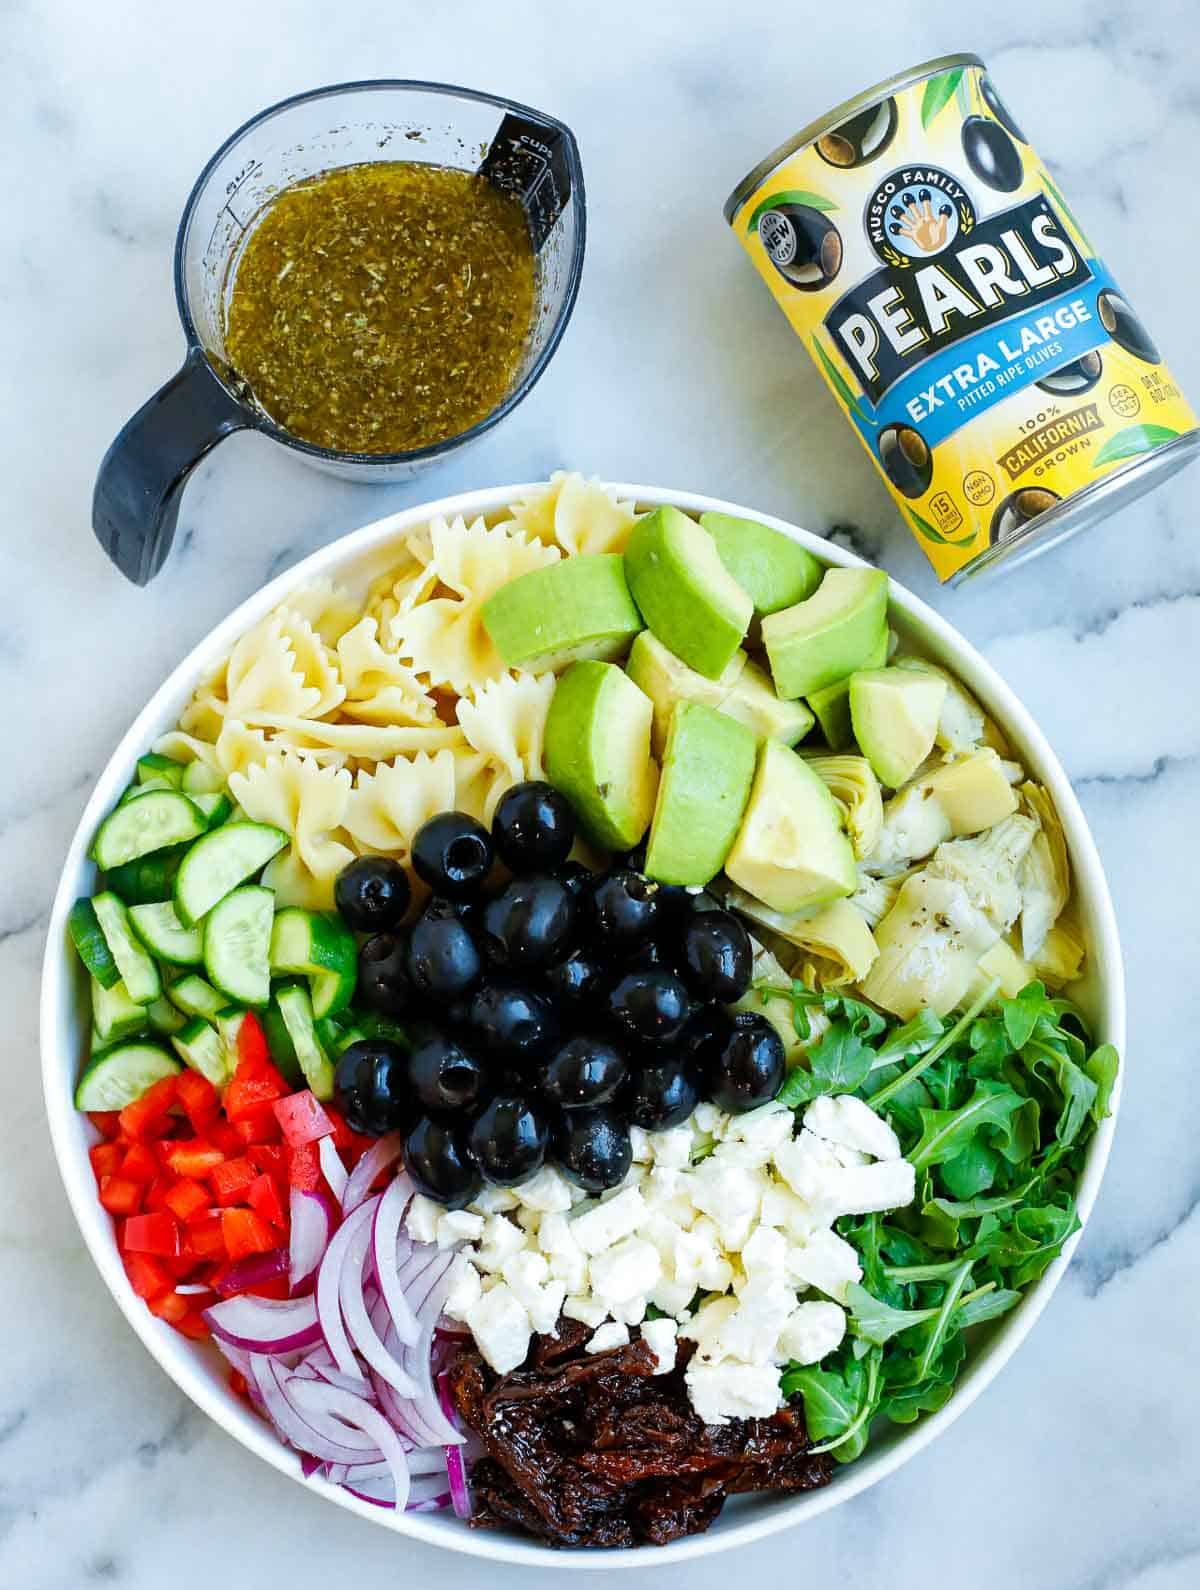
[650,1268,699,1319]
[502,1251,566,1336]
[680,1295,739,1350]
[739,1224,787,1281]
[758,1182,822,1241]
[715,1102,794,1167]
[693,1101,725,1136]
[777,1301,846,1365]
[465,1282,532,1374]
[436,1209,484,1248]
[570,1185,646,1255]
[515,1204,541,1235]
[641,1316,678,1374]
[673,1219,734,1295]
[514,1164,574,1213]
[442,1252,482,1322]
[629,1125,654,1163]
[476,1213,526,1273]
[786,1228,863,1302]
[563,1293,608,1328]
[589,1236,661,1309]
[806,1159,917,1220]
[686,1363,782,1425]
[651,1124,693,1170]
[772,1128,841,1204]
[471,1185,521,1214]
[612,1295,648,1327]
[587,1321,631,1353]
[537,1210,588,1293]
[688,1161,761,1250]
[405,1193,441,1245]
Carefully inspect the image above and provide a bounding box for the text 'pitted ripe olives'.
[725,53,1199,582]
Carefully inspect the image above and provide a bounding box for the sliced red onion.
[372,1174,420,1346]
[289,1187,338,1296]
[205,1291,322,1354]
[214,1247,290,1298]
[288,1379,411,1513]
[383,1255,464,1449]
[318,1135,349,1201]
[314,1201,373,1387]
[437,1369,472,1520]
[248,1356,379,1466]
[339,1219,422,1400]
[300,1453,322,1478]
[342,1133,404,1215]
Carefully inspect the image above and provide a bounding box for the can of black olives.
[724,53,1199,581]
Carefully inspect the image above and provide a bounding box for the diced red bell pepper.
[322,1104,354,1152]
[231,1104,282,1147]
[221,1207,279,1262]
[147,1289,190,1324]
[166,1139,225,1178]
[164,1178,211,1224]
[143,1175,177,1213]
[176,1070,220,1131]
[229,1369,250,1401]
[209,1156,257,1207]
[248,1143,287,1178]
[88,1110,122,1140]
[123,1211,182,1258]
[273,1090,333,1147]
[118,1076,178,1141]
[247,1172,287,1230]
[99,1176,143,1216]
[123,1252,174,1300]
[208,1120,245,1158]
[90,1141,124,1182]
[236,1009,272,1073]
[287,1140,322,1192]
[173,1310,210,1340]
[119,1142,160,1184]
[184,1215,226,1262]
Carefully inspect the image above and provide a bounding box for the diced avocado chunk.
[623,506,752,680]
[644,703,758,886]
[725,740,857,913]
[807,627,890,749]
[718,658,814,745]
[699,513,823,619]
[544,661,658,852]
[481,554,642,672]
[626,630,747,758]
[849,667,948,789]
[762,567,888,700]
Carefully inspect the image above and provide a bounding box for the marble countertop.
[5,0,1198,1585]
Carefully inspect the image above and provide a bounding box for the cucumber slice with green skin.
[75,1042,181,1112]
[173,822,288,928]
[128,901,203,966]
[137,753,186,787]
[204,885,274,1007]
[69,899,121,988]
[92,892,162,1005]
[170,1017,229,1086]
[262,1003,304,1088]
[270,908,358,1019]
[146,996,186,1036]
[104,845,187,907]
[167,973,228,1022]
[275,982,335,1100]
[119,778,176,804]
[92,791,208,870]
[181,760,225,796]
[92,977,148,1044]
[216,1007,248,1069]
[189,791,234,829]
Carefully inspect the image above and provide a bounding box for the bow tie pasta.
[506,471,639,557]
[229,752,355,910]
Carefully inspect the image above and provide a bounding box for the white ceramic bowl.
[41,483,1125,1569]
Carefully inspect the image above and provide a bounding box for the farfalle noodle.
[336,617,438,726]
[229,753,355,910]
[508,471,639,556]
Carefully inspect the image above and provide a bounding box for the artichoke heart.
[968,935,1037,1000]
[1032,904,1086,989]
[870,749,1020,869]
[860,873,1000,1019]
[732,937,829,1058]
[850,867,906,928]
[804,754,883,859]
[925,813,1039,932]
[724,885,878,987]
[1018,781,1072,959]
[893,655,986,752]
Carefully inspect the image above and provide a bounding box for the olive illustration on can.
[979,75,1027,142]
[815,98,898,168]
[757,205,843,291]
[878,424,932,499]
[1097,290,1161,364]
[1036,350,1103,396]
[961,115,1023,192]
[990,487,1060,543]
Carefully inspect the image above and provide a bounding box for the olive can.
[724,54,1199,581]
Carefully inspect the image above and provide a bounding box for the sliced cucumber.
[92,791,208,870]
[75,1042,181,1112]
[167,973,227,1022]
[69,899,120,989]
[181,760,225,795]
[190,790,234,830]
[92,892,162,1005]
[171,1016,229,1086]
[204,884,274,1007]
[216,1006,248,1069]
[119,778,175,804]
[92,977,147,1044]
[128,900,203,967]
[275,982,335,1100]
[137,753,186,788]
[262,1003,304,1088]
[147,995,186,1036]
[104,844,187,906]
[173,822,288,927]
[270,908,358,1019]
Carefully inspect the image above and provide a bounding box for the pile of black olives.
[331,782,786,1209]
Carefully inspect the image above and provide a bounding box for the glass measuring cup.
[93,80,586,584]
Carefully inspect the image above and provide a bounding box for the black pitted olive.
[588,866,662,952]
[621,934,681,975]
[553,1106,633,1194]
[878,423,932,499]
[1097,290,1161,364]
[544,949,606,1007]
[410,811,494,900]
[757,204,844,291]
[1037,350,1102,396]
[404,1116,482,1208]
[405,900,482,999]
[556,860,593,897]
[467,978,560,1063]
[407,1029,487,1115]
[468,1093,550,1186]
[678,1003,736,1069]
[990,487,1060,545]
[681,909,753,1003]
[625,1056,700,1131]
[605,969,692,1043]
[357,933,417,1018]
[492,781,576,872]
[335,856,411,933]
[980,75,1026,142]
[334,1039,411,1137]
[706,1013,787,1114]
[961,115,1023,192]
[537,1034,628,1109]
[815,96,898,168]
[481,874,576,970]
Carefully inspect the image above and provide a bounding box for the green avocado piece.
[725,740,857,913]
[807,628,890,749]
[544,661,658,851]
[718,658,814,746]
[481,554,642,672]
[625,629,747,757]
[849,667,948,789]
[761,567,889,700]
[699,513,823,620]
[623,506,752,680]
[644,703,757,886]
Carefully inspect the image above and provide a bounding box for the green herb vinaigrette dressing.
[224,162,537,454]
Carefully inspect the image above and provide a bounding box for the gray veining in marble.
[4,1,1199,1586]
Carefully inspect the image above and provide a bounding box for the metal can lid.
[722,51,984,226]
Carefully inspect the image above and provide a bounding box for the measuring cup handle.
[92,348,251,585]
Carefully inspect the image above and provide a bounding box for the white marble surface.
[4,0,1198,1584]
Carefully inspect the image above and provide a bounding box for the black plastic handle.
[92,348,251,585]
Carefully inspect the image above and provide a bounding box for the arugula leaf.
[940,1139,1001,1201]
[1000,981,1048,1049]
[1087,1043,1120,1121]
[846,1283,938,1346]
[1023,1037,1097,1147]
[872,1008,944,1069]
[908,1081,1027,1172]
[784,1349,882,1462]
[778,1020,875,1106]
[956,1287,1022,1329]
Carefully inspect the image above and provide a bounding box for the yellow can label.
[729,60,1198,579]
